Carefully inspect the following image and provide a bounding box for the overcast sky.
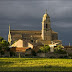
[0,0,72,45]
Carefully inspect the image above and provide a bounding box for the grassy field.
[0,58,72,71]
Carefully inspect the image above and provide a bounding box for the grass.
[0,58,72,71]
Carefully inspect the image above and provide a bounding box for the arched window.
[46,24,48,28]
[31,40,33,42]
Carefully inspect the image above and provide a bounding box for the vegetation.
[54,45,67,54]
[38,45,50,53]
[0,36,9,56]
[32,50,36,56]
[10,51,15,57]
[0,58,72,71]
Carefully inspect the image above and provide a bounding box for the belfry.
[42,9,52,41]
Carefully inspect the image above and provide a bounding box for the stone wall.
[64,47,72,54]
[37,52,67,58]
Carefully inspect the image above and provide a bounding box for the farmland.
[0,58,72,71]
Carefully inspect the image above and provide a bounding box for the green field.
[0,58,72,71]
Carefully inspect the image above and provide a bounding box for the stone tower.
[8,25,12,45]
[42,9,52,41]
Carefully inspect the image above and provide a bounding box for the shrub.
[54,45,66,54]
[0,37,9,52]
[38,45,50,53]
[63,56,69,58]
[10,51,15,57]
[49,56,56,58]
[68,54,72,57]
[59,56,64,58]
[32,50,36,56]
[0,50,5,55]
[0,37,4,42]
[54,49,67,54]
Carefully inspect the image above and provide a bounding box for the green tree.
[38,45,50,53]
[44,45,50,52]
[54,45,66,54]
[1,40,9,51]
[0,37,9,51]
[10,51,15,57]
[0,37,4,42]
[0,50,5,56]
[32,50,36,56]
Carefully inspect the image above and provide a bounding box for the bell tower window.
[46,24,48,29]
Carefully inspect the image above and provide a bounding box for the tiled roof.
[11,30,41,34]
[10,47,31,52]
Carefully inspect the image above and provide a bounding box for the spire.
[9,24,10,34]
[45,9,47,14]
[8,24,11,45]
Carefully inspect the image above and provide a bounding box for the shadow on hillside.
[0,65,72,71]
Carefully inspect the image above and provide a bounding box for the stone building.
[8,10,62,49]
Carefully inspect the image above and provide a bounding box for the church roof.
[10,30,41,34]
[52,30,58,34]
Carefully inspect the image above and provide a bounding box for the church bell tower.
[42,9,52,41]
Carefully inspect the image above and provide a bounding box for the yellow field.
[0,58,72,71]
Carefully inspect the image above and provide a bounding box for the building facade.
[8,10,62,48]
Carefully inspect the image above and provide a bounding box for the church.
[8,10,62,52]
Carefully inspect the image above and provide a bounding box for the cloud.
[0,0,72,45]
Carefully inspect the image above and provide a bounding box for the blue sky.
[0,0,72,45]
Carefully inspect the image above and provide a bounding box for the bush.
[59,56,69,58]
[59,56,64,58]
[56,49,66,54]
[0,50,5,55]
[38,45,50,53]
[54,49,67,54]
[10,51,15,57]
[54,45,66,54]
[32,50,36,56]
[63,56,69,58]
[0,37,9,52]
[68,54,72,57]
[49,56,56,58]
[0,37,4,42]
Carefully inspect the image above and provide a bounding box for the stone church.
[8,10,62,48]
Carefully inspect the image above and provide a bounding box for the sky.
[0,0,72,45]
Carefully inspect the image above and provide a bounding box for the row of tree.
[38,45,66,54]
[0,36,67,57]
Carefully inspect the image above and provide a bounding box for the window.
[46,24,48,28]
[31,40,33,42]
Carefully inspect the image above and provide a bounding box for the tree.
[44,45,50,52]
[1,40,9,51]
[32,50,36,56]
[10,51,15,57]
[38,45,50,53]
[54,45,66,54]
[0,36,9,52]
[0,37,4,42]
[0,50,5,56]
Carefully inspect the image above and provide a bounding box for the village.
[0,10,72,58]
